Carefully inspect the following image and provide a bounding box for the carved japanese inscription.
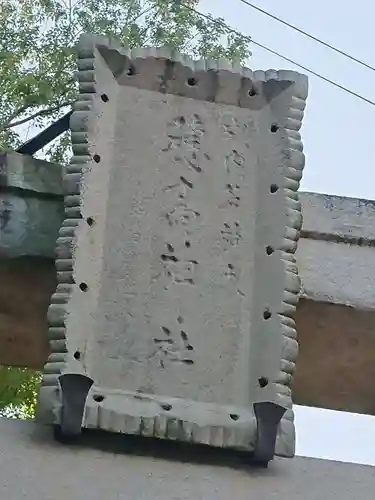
[38,38,308,462]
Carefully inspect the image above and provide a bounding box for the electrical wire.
[178,2,375,107]
[238,0,375,73]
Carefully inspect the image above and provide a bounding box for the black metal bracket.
[251,402,286,467]
[54,373,94,443]
[17,111,72,156]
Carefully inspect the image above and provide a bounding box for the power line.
[238,0,375,73]
[178,2,375,107]
[249,40,375,107]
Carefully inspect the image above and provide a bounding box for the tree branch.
[0,103,34,131]
[127,4,155,25]
[0,101,73,132]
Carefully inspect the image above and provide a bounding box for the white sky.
[199,0,375,466]
[294,406,375,466]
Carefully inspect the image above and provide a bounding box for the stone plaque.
[37,35,308,464]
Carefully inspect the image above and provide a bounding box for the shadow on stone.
[50,425,279,472]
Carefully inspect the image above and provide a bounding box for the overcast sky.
[200,0,375,465]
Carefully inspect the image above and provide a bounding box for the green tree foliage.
[0,0,250,419]
[0,0,251,163]
[0,366,41,419]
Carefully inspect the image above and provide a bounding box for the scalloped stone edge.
[37,34,308,459]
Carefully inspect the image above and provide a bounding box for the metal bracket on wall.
[251,402,286,467]
[54,373,94,443]
[17,111,73,156]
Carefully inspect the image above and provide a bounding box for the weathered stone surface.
[37,35,308,459]
[0,150,63,258]
[298,192,375,309]
[300,192,375,243]
[0,149,62,195]
[0,193,63,258]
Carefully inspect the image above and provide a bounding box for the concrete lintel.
[0,150,63,258]
[298,192,375,309]
[0,149,62,196]
[0,194,63,258]
[301,191,375,245]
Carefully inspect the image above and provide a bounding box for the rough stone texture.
[298,239,375,308]
[0,150,63,258]
[0,149,62,195]
[38,35,308,459]
[1,418,375,500]
[0,194,63,258]
[300,191,375,243]
[298,192,375,309]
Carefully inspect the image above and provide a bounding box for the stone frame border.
[38,34,308,462]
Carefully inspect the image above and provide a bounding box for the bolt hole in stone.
[270,123,279,133]
[248,88,257,97]
[263,309,272,320]
[79,282,88,292]
[127,65,135,76]
[269,184,279,194]
[266,245,274,255]
[93,154,101,163]
[86,216,95,226]
[100,93,109,103]
[73,351,81,360]
[230,413,239,421]
[93,395,105,403]
[161,403,172,411]
[187,77,197,86]
[258,377,269,388]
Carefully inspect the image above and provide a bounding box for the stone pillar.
[38,35,308,464]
